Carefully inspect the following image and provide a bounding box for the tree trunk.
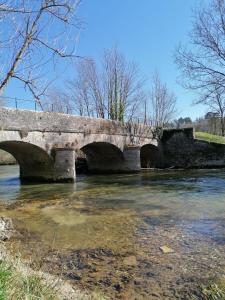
[220,115,225,136]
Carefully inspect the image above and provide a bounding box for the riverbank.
[0,218,225,300]
[0,216,103,299]
[0,150,16,165]
[6,206,225,300]
[0,242,107,300]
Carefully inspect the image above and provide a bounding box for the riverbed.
[0,165,225,299]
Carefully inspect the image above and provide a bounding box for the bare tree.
[175,0,225,135]
[67,59,101,117]
[42,89,73,114]
[103,48,146,122]
[203,86,225,135]
[150,71,177,127]
[0,0,81,109]
[69,47,146,122]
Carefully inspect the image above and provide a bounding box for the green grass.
[0,260,57,300]
[195,132,225,144]
[190,283,225,300]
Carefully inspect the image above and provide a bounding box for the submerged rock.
[0,217,14,241]
[159,245,174,254]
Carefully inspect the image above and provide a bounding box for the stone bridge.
[0,108,158,182]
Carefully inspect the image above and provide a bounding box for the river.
[0,165,225,299]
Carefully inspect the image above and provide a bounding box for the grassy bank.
[195,131,225,144]
[0,256,223,300]
[190,282,225,300]
[0,150,16,165]
[0,259,57,300]
[0,244,106,300]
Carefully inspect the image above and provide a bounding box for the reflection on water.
[0,165,225,298]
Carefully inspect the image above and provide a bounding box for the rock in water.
[0,217,14,241]
[159,246,174,254]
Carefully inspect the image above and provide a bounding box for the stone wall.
[161,128,225,168]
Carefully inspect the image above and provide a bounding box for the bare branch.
[150,71,177,127]
[175,0,225,135]
[0,0,82,107]
[68,47,146,122]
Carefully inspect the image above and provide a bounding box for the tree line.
[169,113,225,137]
[44,47,177,126]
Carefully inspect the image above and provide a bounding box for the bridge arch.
[140,144,161,168]
[80,142,124,173]
[0,141,54,182]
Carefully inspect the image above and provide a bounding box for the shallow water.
[0,165,225,299]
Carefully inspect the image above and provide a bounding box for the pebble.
[159,246,174,254]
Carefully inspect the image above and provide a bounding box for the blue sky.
[5,0,208,119]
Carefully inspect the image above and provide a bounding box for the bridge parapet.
[0,108,154,139]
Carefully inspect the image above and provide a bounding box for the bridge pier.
[19,148,76,183]
[122,146,141,172]
[53,148,76,182]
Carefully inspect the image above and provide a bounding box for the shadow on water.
[0,165,78,204]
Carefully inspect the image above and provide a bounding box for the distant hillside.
[195,132,225,144]
[0,150,16,165]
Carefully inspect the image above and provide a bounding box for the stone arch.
[80,142,124,173]
[0,141,54,182]
[140,144,161,168]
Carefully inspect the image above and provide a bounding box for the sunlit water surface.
[0,165,225,299]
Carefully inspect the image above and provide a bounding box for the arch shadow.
[140,144,161,168]
[80,142,124,173]
[0,141,54,182]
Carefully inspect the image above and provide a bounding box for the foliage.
[174,117,192,128]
